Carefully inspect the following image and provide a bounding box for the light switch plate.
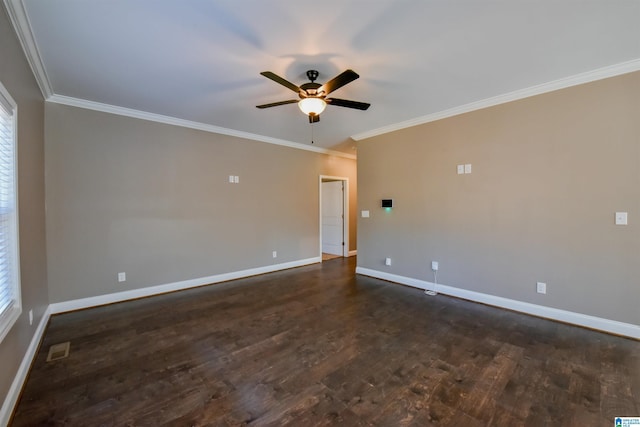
[464,164,472,174]
[457,165,464,175]
[615,212,628,225]
[361,210,370,218]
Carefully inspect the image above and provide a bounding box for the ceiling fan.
[256,69,370,123]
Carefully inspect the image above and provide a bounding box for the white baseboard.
[0,305,52,427]
[348,250,357,257]
[51,257,320,314]
[1,257,321,424]
[356,267,437,292]
[355,267,640,339]
[8,260,633,425]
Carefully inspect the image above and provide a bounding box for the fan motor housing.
[300,82,322,98]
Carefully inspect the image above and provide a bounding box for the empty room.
[1,1,639,425]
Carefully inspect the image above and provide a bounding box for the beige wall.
[357,71,639,325]
[0,4,49,411]
[45,103,357,303]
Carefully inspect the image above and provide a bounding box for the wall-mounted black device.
[381,199,393,208]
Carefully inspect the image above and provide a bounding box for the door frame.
[319,175,349,259]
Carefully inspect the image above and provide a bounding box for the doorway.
[319,176,349,260]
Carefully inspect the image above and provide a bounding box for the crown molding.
[8,0,636,156]
[4,0,355,159]
[351,58,640,141]
[4,0,53,98]
[47,95,357,160]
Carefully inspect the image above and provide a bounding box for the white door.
[322,181,344,256]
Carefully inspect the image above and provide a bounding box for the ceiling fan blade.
[326,98,371,110]
[260,71,300,93]
[318,69,359,95]
[308,114,320,123]
[256,99,298,109]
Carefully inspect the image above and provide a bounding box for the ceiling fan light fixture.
[298,97,326,116]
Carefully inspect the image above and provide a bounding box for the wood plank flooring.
[11,257,640,426]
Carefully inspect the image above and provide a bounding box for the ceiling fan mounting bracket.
[306,70,319,82]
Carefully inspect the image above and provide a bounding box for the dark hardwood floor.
[11,257,640,426]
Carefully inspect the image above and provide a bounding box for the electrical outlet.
[536,282,546,294]
[431,261,439,271]
[272,251,277,258]
[118,272,126,282]
[29,309,33,326]
[385,257,391,266]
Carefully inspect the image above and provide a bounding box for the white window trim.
[0,80,21,344]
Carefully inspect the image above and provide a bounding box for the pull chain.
[311,121,314,144]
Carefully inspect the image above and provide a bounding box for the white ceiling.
[9,0,640,155]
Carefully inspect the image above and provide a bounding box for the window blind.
[0,82,20,343]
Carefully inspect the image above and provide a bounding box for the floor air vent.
[46,342,70,362]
